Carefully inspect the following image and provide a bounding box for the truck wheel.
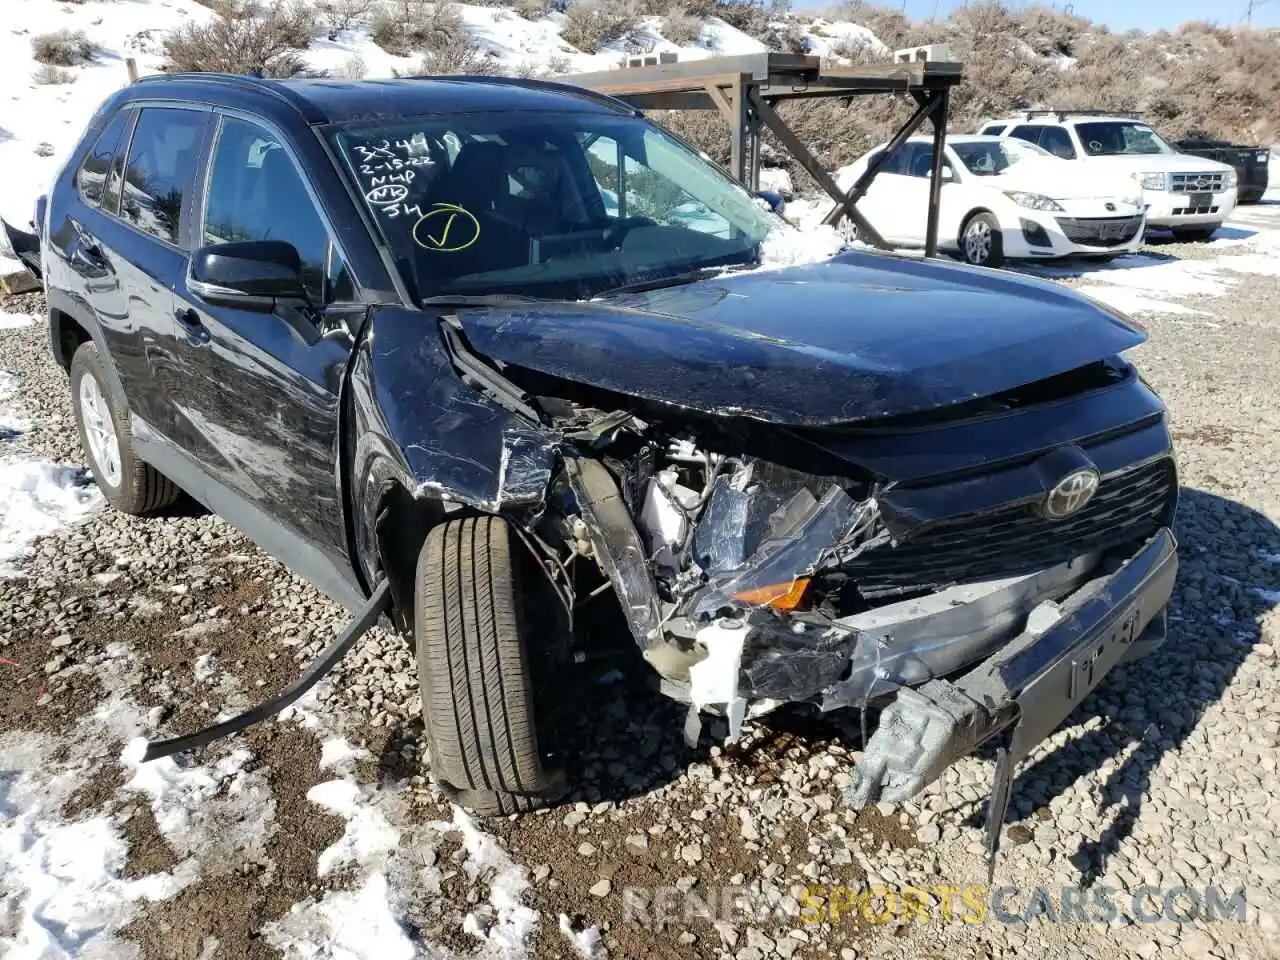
[960,212,1004,267]
[1172,226,1217,242]
[415,515,567,816]
[69,341,179,515]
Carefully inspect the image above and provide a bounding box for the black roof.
[130,74,636,125]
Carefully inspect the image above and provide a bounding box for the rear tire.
[960,212,1004,267]
[69,341,179,515]
[415,515,567,816]
[1172,226,1217,242]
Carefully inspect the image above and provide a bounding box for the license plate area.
[1187,191,1213,207]
[1009,605,1142,757]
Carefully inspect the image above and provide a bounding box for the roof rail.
[132,72,325,123]
[416,73,640,115]
[1022,108,1141,121]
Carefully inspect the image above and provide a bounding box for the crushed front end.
[559,357,1179,809]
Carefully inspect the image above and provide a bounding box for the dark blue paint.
[454,251,1146,427]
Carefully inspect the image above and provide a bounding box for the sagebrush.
[32,30,98,67]
[164,1,318,76]
[560,0,638,54]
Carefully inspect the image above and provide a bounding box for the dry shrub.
[835,0,910,48]
[513,0,552,20]
[560,0,638,55]
[372,0,467,56]
[761,20,808,54]
[32,29,98,67]
[317,0,373,35]
[164,1,318,76]
[662,9,703,45]
[33,64,77,84]
[710,0,768,38]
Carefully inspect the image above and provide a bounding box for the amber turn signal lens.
[733,577,811,611]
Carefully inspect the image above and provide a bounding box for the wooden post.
[126,58,139,83]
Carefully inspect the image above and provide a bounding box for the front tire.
[69,341,179,515]
[415,515,567,816]
[960,212,1004,267]
[1172,226,1218,242]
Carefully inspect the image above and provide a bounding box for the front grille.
[843,458,1176,598]
[1172,205,1219,216]
[1170,172,1225,193]
[1056,215,1144,247]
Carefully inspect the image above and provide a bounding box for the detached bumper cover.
[845,527,1177,807]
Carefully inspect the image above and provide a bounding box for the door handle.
[174,307,211,346]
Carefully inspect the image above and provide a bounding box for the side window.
[980,124,1007,136]
[1009,124,1044,147]
[582,134,621,217]
[1039,126,1077,159]
[77,110,132,209]
[878,146,907,175]
[119,108,206,245]
[203,116,333,303]
[905,145,937,178]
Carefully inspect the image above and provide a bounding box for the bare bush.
[835,0,910,48]
[711,0,768,38]
[317,0,372,35]
[372,0,467,56]
[544,53,571,74]
[164,1,318,76]
[32,29,98,67]
[513,0,551,20]
[761,21,808,54]
[662,9,703,45]
[32,64,77,85]
[416,32,496,74]
[560,0,638,54]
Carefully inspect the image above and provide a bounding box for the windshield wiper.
[595,265,748,298]
[420,293,563,308]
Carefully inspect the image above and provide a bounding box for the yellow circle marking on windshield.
[412,203,480,253]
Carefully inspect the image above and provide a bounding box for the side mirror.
[754,190,786,214]
[941,166,957,182]
[189,240,308,311]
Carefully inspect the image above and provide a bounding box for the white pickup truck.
[979,111,1238,241]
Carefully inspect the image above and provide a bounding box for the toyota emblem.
[1044,468,1100,519]
[1105,202,1116,212]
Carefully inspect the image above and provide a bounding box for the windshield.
[1075,122,1174,157]
[328,111,777,301]
[952,139,1050,176]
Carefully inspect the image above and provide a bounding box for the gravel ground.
[2,210,1280,960]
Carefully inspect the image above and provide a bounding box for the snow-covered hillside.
[0,0,776,255]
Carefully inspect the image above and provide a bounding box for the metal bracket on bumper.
[844,528,1178,871]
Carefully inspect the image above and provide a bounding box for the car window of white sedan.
[952,139,1051,176]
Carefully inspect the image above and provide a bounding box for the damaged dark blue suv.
[4,74,1177,842]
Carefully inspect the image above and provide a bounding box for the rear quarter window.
[119,107,207,246]
[980,124,1008,136]
[76,110,132,210]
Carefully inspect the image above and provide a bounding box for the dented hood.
[454,251,1145,426]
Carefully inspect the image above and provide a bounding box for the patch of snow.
[260,872,417,960]
[0,461,102,576]
[318,736,373,771]
[758,223,846,269]
[758,167,794,198]
[120,738,277,866]
[445,806,540,957]
[0,311,35,330]
[307,779,401,877]
[559,914,605,959]
[1074,284,1210,318]
[193,652,218,683]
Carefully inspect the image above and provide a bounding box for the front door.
[166,112,362,607]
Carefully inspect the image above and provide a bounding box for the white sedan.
[840,135,1147,267]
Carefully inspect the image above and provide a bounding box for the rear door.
[856,145,919,244]
[52,105,209,429]
[166,111,361,606]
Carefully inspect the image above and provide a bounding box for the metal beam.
[924,87,949,258]
[820,93,936,227]
[730,73,749,185]
[747,88,888,250]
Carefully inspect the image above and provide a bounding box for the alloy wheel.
[964,220,993,264]
[79,371,122,488]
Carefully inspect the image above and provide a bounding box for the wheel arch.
[47,289,130,412]
[957,206,997,248]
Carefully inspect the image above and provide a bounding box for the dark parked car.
[4,75,1178,833]
[1174,136,1271,204]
